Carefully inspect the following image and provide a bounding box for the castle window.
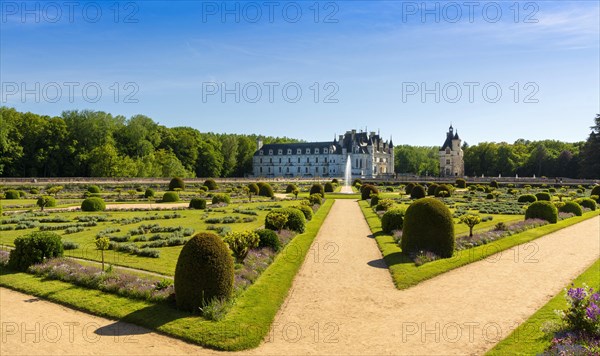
[260,158,263,164]
[298,157,300,163]
[306,158,309,163]
[446,148,451,154]
[315,148,319,154]
[323,167,326,174]
[306,167,308,173]
[288,158,291,163]
[325,157,328,163]
[297,149,301,154]
[279,167,282,173]
[260,167,263,173]
[316,157,319,163]
[323,148,328,154]
[278,149,282,155]
[287,167,289,173]
[269,150,273,155]
[270,158,272,163]
[279,158,281,164]
[287,149,292,155]
[306,148,311,154]
[297,167,300,173]
[446,159,450,164]
[259,150,264,155]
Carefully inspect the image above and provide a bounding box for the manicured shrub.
[18,190,26,197]
[162,192,180,203]
[331,178,339,184]
[410,185,426,199]
[324,182,335,193]
[248,183,260,195]
[490,181,499,188]
[405,182,416,194]
[518,194,537,203]
[144,188,155,198]
[558,201,583,216]
[223,231,259,263]
[4,190,20,199]
[36,196,56,211]
[294,205,313,221]
[265,208,306,233]
[535,192,551,201]
[575,198,597,211]
[189,198,207,209]
[81,197,106,211]
[212,193,231,205]
[455,178,466,188]
[8,231,63,271]
[353,178,362,187]
[486,193,494,200]
[310,184,325,196]
[427,184,438,196]
[87,185,101,193]
[525,201,558,224]
[370,194,381,207]
[255,229,281,251]
[203,179,218,191]
[30,188,39,194]
[376,199,395,212]
[434,184,452,197]
[308,194,323,206]
[590,185,600,197]
[258,182,274,198]
[361,184,379,200]
[381,208,405,234]
[169,177,185,191]
[174,232,234,312]
[285,184,296,194]
[401,198,455,258]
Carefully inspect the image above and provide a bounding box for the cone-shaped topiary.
[381,208,405,234]
[169,177,185,191]
[525,201,558,223]
[203,179,218,191]
[558,201,583,216]
[174,232,234,313]
[401,198,455,257]
[81,197,106,211]
[410,185,426,199]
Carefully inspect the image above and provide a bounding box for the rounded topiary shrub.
[410,185,426,199]
[353,178,362,187]
[8,231,63,271]
[427,184,438,196]
[265,208,306,233]
[255,229,281,251]
[310,184,325,196]
[331,178,339,185]
[370,194,381,207]
[361,184,379,200]
[189,198,207,209]
[248,183,260,195]
[455,178,466,188]
[486,193,494,200]
[81,197,106,211]
[405,182,416,194]
[203,179,218,191]
[258,182,274,198]
[36,196,57,210]
[162,192,180,203]
[87,185,101,194]
[174,232,234,312]
[212,193,230,205]
[294,204,313,221]
[576,198,597,211]
[381,208,405,234]
[490,181,499,188]
[591,185,600,197]
[535,192,551,201]
[434,184,452,197]
[168,177,185,191]
[144,188,155,198]
[525,201,558,224]
[518,194,537,203]
[401,198,455,258]
[30,188,39,194]
[324,182,334,193]
[559,201,583,216]
[285,184,297,194]
[4,190,20,199]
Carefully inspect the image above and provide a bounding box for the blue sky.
[1,1,598,145]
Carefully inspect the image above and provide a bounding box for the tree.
[196,140,223,178]
[460,214,482,237]
[581,114,600,178]
[95,236,110,271]
[36,196,56,211]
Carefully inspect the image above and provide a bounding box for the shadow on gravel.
[367,259,388,269]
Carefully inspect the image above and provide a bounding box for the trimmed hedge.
[5,190,20,199]
[189,198,207,209]
[212,194,231,205]
[255,229,281,252]
[353,178,362,187]
[401,198,455,257]
[410,185,426,199]
[455,178,466,188]
[8,231,64,271]
[81,197,106,211]
[405,183,416,194]
[284,184,296,194]
[576,198,597,211]
[162,192,180,203]
[370,195,381,207]
[324,182,334,193]
[361,184,379,200]
[558,201,583,216]
[310,184,325,196]
[174,232,234,312]
[490,181,499,188]
[144,188,155,198]
[427,184,438,196]
[258,182,274,198]
[169,177,185,191]
[203,179,218,191]
[518,194,537,203]
[293,204,313,221]
[525,201,558,223]
[381,208,405,234]
[87,185,101,193]
[434,184,452,197]
[265,208,306,233]
[248,183,260,195]
[535,192,551,201]
[590,185,600,197]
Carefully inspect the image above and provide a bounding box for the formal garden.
[0,177,599,353]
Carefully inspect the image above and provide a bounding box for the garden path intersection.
[1,200,599,355]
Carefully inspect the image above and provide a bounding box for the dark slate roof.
[255,142,341,156]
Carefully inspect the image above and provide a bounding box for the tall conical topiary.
[174,232,234,313]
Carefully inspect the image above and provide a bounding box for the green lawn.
[0,199,334,351]
[487,258,600,355]
[359,200,600,289]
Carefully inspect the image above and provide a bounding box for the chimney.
[257,139,263,150]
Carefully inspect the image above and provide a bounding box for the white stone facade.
[439,125,464,177]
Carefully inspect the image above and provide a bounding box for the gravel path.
[2,200,599,355]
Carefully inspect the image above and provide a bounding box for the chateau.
[253,130,394,178]
[439,125,465,177]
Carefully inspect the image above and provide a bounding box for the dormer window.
[323,148,328,154]
[306,148,311,154]
[278,149,282,155]
[297,149,301,154]
[445,148,451,154]
[287,149,292,155]
[269,150,273,155]
[315,148,320,154]
[259,150,264,155]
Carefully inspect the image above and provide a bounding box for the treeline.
[0,107,301,178]
[394,114,600,179]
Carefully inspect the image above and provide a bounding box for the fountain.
[342,155,352,193]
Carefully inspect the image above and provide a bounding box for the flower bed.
[455,219,549,250]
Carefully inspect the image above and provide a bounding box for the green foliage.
[310,184,325,196]
[5,190,20,199]
[255,229,281,251]
[284,184,296,193]
[248,183,259,195]
[211,193,231,205]
[36,196,56,211]
[265,208,306,233]
[375,199,395,212]
[427,183,438,196]
[293,204,313,221]
[381,208,405,234]
[525,201,558,223]
[535,192,551,201]
[29,188,39,194]
[518,194,537,203]
[455,178,466,188]
[394,145,440,175]
[352,178,362,187]
[223,231,260,263]
[410,185,426,199]
[308,194,323,206]
[575,198,597,211]
[490,181,499,188]
[257,182,274,198]
[265,212,288,231]
[558,201,583,216]
[169,177,185,191]
[331,178,339,184]
[81,197,106,211]
[401,198,455,257]
[87,185,101,193]
[8,231,64,271]
[361,184,379,200]
[203,179,218,191]
[162,192,180,203]
[591,185,600,197]
[144,188,155,198]
[189,198,207,209]
[405,182,416,194]
[434,184,452,197]
[370,194,381,207]
[324,182,334,193]
[460,214,482,237]
[174,232,234,313]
